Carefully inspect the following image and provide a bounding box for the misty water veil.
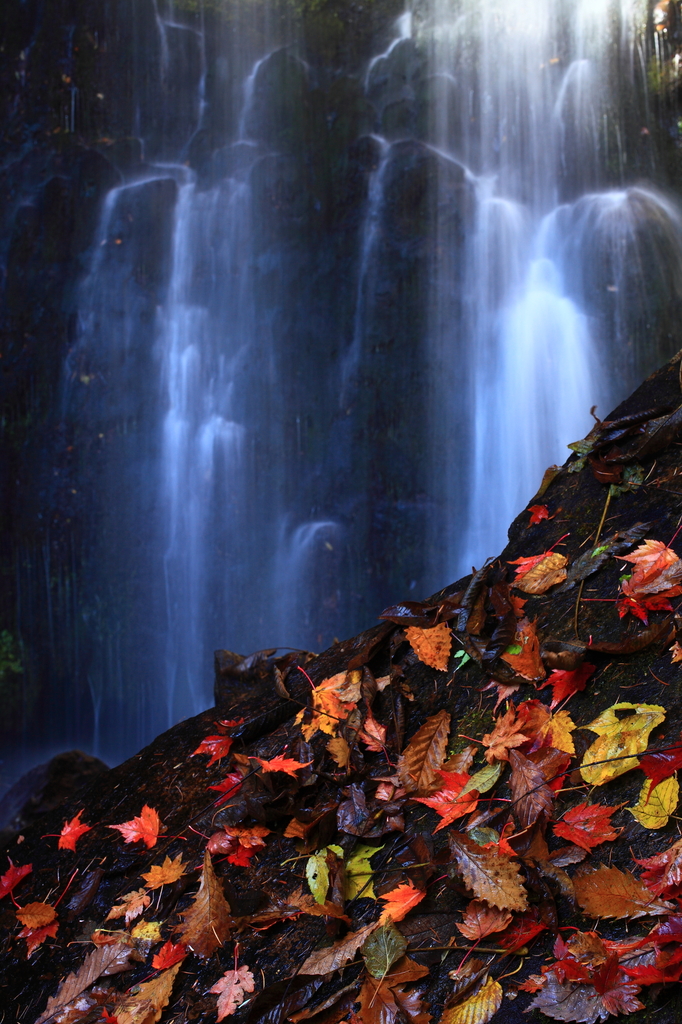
[10,0,682,769]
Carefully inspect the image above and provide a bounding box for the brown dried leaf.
[514,553,568,594]
[481,705,529,765]
[455,900,512,940]
[509,750,553,830]
[299,922,378,975]
[573,864,674,919]
[448,833,528,911]
[405,623,452,671]
[35,942,140,1024]
[397,710,451,795]
[176,850,233,957]
[500,619,546,681]
[327,736,351,768]
[114,962,181,1024]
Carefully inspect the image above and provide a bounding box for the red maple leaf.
[617,593,675,624]
[152,940,187,970]
[19,920,59,956]
[639,743,682,791]
[58,809,92,852]
[495,909,547,952]
[528,505,552,526]
[101,1011,119,1023]
[538,663,595,709]
[412,771,479,831]
[0,859,32,901]
[192,735,234,766]
[208,772,244,798]
[218,717,245,728]
[553,802,622,852]
[253,754,313,777]
[109,805,164,849]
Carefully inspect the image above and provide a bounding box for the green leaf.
[306,845,343,904]
[590,545,608,558]
[568,456,587,474]
[504,644,522,656]
[460,761,504,798]
[361,923,407,978]
[344,843,383,900]
[467,827,499,846]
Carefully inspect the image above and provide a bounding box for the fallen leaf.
[413,771,479,831]
[455,900,512,940]
[16,901,56,929]
[191,734,234,766]
[510,552,568,594]
[670,641,682,663]
[19,920,59,956]
[106,889,152,925]
[295,682,356,742]
[630,774,679,829]
[538,663,596,710]
[151,941,186,970]
[448,833,527,911]
[527,971,643,1024]
[500,619,545,680]
[141,855,186,890]
[481,704,529,764]
[306,845,343,904]
[176,849,233,957]
[253,754,314,777]
[359,707,388,752]
[359,957,430,1024]
[639,742,682,790]
[109,805,164,849]
[528,504,551,526]
[573,864,674,919]
[405,622,452,671]
[553,803,622,852]
[300,922,378,975]
[636,837,682,897]
[579,702,666,785]
[378,881,426,924]
[35,942,139,1024]
[397,710,451,795]
[210,964,256,1021]
[207,825,270,865]
[327,736,351,768]
[439,977,502,1024]
[345,843,384,900]
[361,922,407,978]
[459,762,503,797]
[115,962,181,1024]
[0,859,31,901]
[58,810,92,852]
[509,750,553,830]
[495,909,546,951]
[130,920,162,943]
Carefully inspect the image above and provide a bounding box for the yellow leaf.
[630,774,679,830]
[579,702,666,786]
[439,978,503,1024]
[326,736,350,768]
[514,552,567,594]
[295,685,355,741]
[539,709,576,755]
[114,962,181,1024]
[130,920,162,943]
[344,843,384,900]
[141,855,186,890]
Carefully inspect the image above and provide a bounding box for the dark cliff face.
[2,0,682,779]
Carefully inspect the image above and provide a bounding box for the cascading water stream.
[427,0,682,578]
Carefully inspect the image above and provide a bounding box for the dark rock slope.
[4,353,682,1022]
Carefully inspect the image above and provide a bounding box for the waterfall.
[426,0,682,579]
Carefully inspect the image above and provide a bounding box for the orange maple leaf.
[191,735,234,766]
[152,940,187,970]
[378,881,426,925]
[207,825,271,865]
[412,770,479,831]
[405,622,453,671]
[58,809,92,852]
[295,684,356,741]
[141,854,186,890]
[455,899,512,940]
[482,704,529,764]
[109,805,164,849]
[500,619,546,681]
[253,754,313,777]
[106,888,152,924]
[358,707,387,752]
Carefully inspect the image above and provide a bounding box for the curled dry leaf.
[35,942,140,1024]
[397,710,451,795]
[448,833,527,912]
[405,622,453,671]
[175,849,233,957]
[573,864,674,919]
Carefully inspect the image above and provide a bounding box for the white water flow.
[428,0,682,575]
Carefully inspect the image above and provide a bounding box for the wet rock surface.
[3,356,682,1021]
